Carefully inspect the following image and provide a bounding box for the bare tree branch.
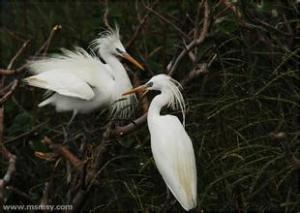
[0,80,19,105]
[42,24,62,55]
[0,40,30,75]
[126,0,160,48]
[41,137,84,170]
[181,63,208,86]
[0,37,27,210]
[168,0,210,76]
[194,0,205,40]
[113,113,147,137]
[7,40,31,70]
[35,24,61,56]
[0,154,17,209]
[0,23,64,210]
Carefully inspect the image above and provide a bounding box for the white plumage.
[123,74,197,211]
[24,28,143,121]
[150,115,197,210]
[24,68,95,101]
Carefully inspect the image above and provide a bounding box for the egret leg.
[63,126,71,144]
[62,125,81,158]
[79,119,91,151]
[67,110,78,127]
[63,110,77,146]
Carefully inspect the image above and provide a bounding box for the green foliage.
[1,0,299,211]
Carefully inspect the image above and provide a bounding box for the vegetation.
[1,0,299,211]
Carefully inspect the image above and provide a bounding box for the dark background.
[1,0,299,211]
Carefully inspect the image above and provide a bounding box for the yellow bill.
[122,85,147,96]
[122,53,144,70]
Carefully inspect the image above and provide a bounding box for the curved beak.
[122,85,148,96]
[122,53,144,70]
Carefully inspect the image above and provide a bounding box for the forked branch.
[168,0,210,76]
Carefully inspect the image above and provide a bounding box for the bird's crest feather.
[156,75,186,126]
[90,25,120,53]
[168,78,186,126]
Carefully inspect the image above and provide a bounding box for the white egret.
[24,27,143,123]
[123,74,197,211]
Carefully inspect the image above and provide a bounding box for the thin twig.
[126,0,160,48]
[194,0,205,39]
[4,122,47,144]
[0,80,17,95]
[0,155,17,208]
[6,186,33,202]
[35,24,61,56]
[168,0,210,76]
[181,63,208,86]
[144,4,190,41]
[0,40,30,75]
[7,40,31,70]
[0,37,27,179]
[0,80,19,105]
[43,24,62,55]
[71,123,112,211]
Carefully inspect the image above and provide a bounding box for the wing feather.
[26,47,113,86]
[24,71,95,100]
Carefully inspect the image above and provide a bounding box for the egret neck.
[147,90,170,123]
[101,52,132,96]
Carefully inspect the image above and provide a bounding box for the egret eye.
[147,82,153,87]
[115,48,123,54]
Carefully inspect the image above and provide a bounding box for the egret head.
[91,26,144,70]
[123,74,186,124]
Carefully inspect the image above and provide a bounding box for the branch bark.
[112,113,148,137]
[40,137,84,170]
[167,0,210,76]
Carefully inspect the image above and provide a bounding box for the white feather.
[24,71,95,100]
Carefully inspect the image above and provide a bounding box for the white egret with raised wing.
[24,27,143,123]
